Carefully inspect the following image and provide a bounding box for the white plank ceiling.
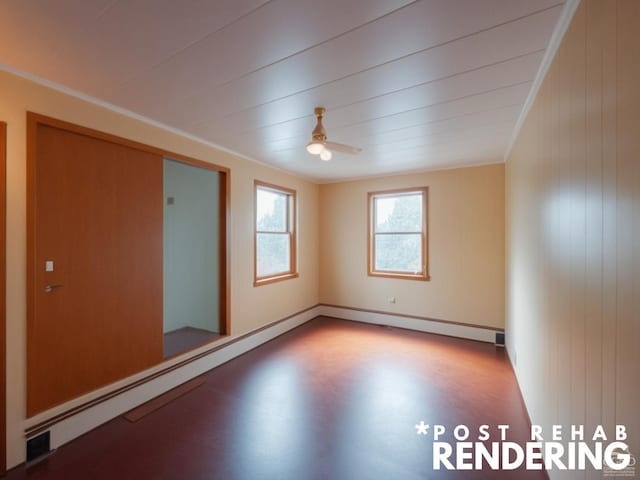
[0,0,565,182]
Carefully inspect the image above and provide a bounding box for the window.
[254,181,298,285]
[368,187,429,280]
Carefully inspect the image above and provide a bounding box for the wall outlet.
[388,297,396,304]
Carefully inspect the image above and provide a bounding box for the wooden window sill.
[254,272,299,287]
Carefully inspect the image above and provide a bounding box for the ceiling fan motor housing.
[311,107,327,142]
[307,107,362,155]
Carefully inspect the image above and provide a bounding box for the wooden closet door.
[28,122,163,416]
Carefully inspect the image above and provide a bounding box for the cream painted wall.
[319,164,505,329]
[506,1,639,478]
[0,69,319,468]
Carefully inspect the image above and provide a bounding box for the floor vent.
[495,332,505,347]
[124,377,205,422]
[26,431,50,463]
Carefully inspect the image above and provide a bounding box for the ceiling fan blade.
[323,141,362,155]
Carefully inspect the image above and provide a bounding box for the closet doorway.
[163,159,223,358]
[27,113,229,416]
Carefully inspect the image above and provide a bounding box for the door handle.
[44,284,64,293]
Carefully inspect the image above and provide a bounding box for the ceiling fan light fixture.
[320,149,332,161]
[305,107,361,159]
[306,141,324,155]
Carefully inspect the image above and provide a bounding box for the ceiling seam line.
[218,80,532,144]
[109,0,418,94]
[316,158,506,184]
[177,2,564,117]
[108,0,276,92]
[241,102,524,147]
[187,48,545,132]
[268,121,517,154]
[205,49,546,136]
[38,0,124,67]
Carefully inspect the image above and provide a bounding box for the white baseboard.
[26,303,499,457]
[318,304,500,343]
[32,305,321,451]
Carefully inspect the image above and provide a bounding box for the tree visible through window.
[255,181,297,285]
[368,187,429,280]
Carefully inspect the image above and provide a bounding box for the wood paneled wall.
[506,1,639,478]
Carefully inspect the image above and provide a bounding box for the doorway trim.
[1,121,7,474]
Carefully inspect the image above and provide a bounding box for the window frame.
[254,180,298,286]
[367,186,430,281]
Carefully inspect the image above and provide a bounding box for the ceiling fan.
[306,107,362,161]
